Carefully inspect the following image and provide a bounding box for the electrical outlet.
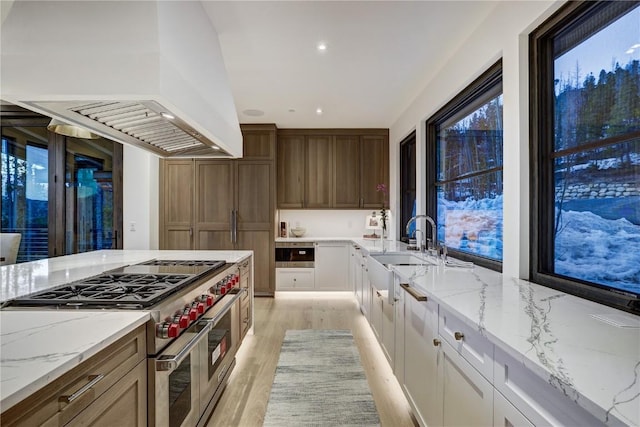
[130,221,136,232]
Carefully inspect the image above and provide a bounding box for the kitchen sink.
[369,252,438,266]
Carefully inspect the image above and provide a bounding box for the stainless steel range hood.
[1,1,242,158]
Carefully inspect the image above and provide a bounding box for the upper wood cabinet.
[360,135,389,208]
[277,129,388,209]
[305,135,333,208]
[277,135,305,208]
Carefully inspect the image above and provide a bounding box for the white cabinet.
[439,306,494,381]
[402,283,441,427]
[276,268,315,290]
[494,389,534,427]
[352,246,364,307]
[393,275,405,385]
[314,242,350,290]
[381,288,394,367]
[370,285,383,340]
[440,338,494,426]
[493,346,601,426]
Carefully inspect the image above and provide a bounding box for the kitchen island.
[0,249,253,417]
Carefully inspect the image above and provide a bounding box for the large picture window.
[426,61,503,271]
[531,1,640,314]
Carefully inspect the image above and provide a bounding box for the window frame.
[425,60,503,271]
[530,0,640,315]
[399,131,416,242]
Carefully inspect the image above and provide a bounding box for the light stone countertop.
[275,236,409,253]
[391,261,640,427]
[0,249,252,412]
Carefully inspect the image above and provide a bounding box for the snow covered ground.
[438,194,639,294]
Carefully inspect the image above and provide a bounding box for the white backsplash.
[277,210,393,238]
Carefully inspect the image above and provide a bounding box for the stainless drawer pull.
[59,374,105,404]
[433,338,441,347]
[399,283,428,301]
[454,331,465,341]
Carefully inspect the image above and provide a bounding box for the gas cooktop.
[4,259,227,309]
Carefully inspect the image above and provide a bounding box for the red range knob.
[226,282,233,291]
[205,295,214,306]
[196,302,206,314]
[189,308,198,321]
[167,323,180,338]
[219,286,227,295]
[178,315,190,328]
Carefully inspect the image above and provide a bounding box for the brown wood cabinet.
[160,124,276,296]
[1,326,146,427]
[276,129,389,209]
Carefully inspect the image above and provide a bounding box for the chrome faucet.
[405,214,439,255]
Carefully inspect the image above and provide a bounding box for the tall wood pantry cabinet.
[160,124,276,295]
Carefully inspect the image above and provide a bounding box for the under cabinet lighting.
[160,112,175,120]
[316,107,323,115]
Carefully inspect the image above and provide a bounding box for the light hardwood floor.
[206,292,417,427]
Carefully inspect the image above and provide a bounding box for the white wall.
[278,210,393,239]
[389,1,563,279]
[123,145,159,249]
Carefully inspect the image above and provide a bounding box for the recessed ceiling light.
[317,42,327,52]
[288,108,296,113]
[243,109,265,117]
[160,112,175,120]
[316,107,323,115]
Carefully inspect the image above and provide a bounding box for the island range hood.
[0,1,243,158]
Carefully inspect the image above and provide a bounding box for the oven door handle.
[202,289,245,326]
[155,322,212,372]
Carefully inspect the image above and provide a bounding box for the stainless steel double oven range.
[4,258,247,427]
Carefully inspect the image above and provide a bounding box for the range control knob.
[202,294,214,306]
[195,302,206,314]
[174,314,190,329]
[156,322,179,339]
[167,323,179,338]
[184,306,198,321]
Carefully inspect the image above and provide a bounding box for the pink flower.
[376,183,388,194]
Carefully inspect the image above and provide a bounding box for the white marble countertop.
[0,249,252,302]
[391,260,640,426]
[275,237,410,254]
[0,310,150,411]
[0,249,252,412]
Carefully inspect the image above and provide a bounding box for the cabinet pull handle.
[454,332,465,341]
[433,338,441,347]
[59,374,105,404]
[400,283,427,301]
[376,290,382,297]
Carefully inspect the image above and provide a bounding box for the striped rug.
[263,329,381,426]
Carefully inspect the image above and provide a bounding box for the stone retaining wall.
[555,182,640,200]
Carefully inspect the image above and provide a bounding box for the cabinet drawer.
[494,346,601,426]
[439,306,494,381]
[67,360,147,426]
[276,268,315,290]
[494,389,533,427]
[240,298,251,339]
[2,326,146,427]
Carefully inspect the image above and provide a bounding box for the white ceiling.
[202,1,499,129]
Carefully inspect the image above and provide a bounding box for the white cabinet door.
[440,339,494,427]
[314,242,350,290]
[370,285,383,340]
[276,268,315,290]
[354,250,364,310]
[381,289,395,368]
[393,275,405,385]
[361,260,371,320]
[494,390,534,427]
[403,285,441,427]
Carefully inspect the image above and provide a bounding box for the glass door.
[1,128,50,262]
[64,137,119,254]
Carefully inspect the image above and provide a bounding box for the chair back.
[0,233,22,265]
